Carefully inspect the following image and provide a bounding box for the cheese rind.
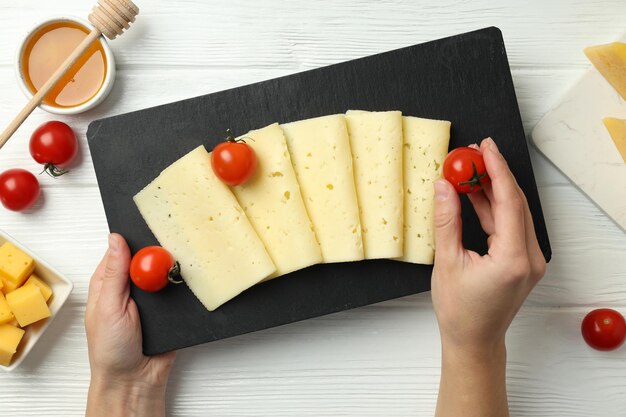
[603,117,626,164]
[399,116,451,264]
[231,124,322,278]
[281,115,364,263]
[345,110,404,259]
[585,42,626,101]
[134,146,276,311]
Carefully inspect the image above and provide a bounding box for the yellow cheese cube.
[0,324,25,366]
[22,275,53,302]
[8,318,20,327]
[0,242,35,288]
[0,278,3,291]
[0,292,14,324]
[603,117,626,164]
[6,285,51,327]
[585,42,626,101]
[1,277,19,294]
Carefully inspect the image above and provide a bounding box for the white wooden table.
[1,1,626,415]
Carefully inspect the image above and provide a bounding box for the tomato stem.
[41,163,69,178]
[223,128,255,144]
[457,161,487,191]
[168,261,184,284]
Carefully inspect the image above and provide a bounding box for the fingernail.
[434,180,450,201]
[485,137,499,153]
[469,143,479,150]
[108,234,119,254]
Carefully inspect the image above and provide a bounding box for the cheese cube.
[0,242,35,289]
[281,115,364,263]
[399,116,451,264]
[1,277,19,294]
[6,285,51,327]
[231,124,322,278]
[134,146,276,311]
[0,292,14,324]
[8,318,19,327]
[22,275,53,302]
[603,117,626,164]
[0,324,25,366]
[585,42,626,100]
[0,278,3,291]
[345,110,404,259]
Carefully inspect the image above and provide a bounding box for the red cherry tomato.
[29,121,78,177]
[443,147,490,194]
[0,169,41,212]
[581,308,626,351]
[130,246,181,292]
[211,131,257,186]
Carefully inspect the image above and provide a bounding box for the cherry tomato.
[0,169,41,212]
[581,308,626,351]
[130,246,182,292]
[210,130,257,186]
[29,121,78,177]
[443,147,490,194]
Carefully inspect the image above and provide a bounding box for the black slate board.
[87,27,551,355]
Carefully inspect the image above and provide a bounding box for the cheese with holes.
[0,324,25,366]
[6,284,51,327]
[0,292,14,324]
[400,116,451,264]
[281,115,364,263]
[134,146,276,311]
[345,110,404,259]
[585,42,626,100]
[0,242,35,292]
[231,124,322,278]
[603,117,626,164]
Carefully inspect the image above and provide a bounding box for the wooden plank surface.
[0,0,625,416]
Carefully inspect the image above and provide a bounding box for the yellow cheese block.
[22,275,53,302]
[0,292,14,324]
[603,117,626,164]
[0,324,25,366]
[0,278,3,291]
[584,42,626,101]
[0,242,35,288]
[6,285,51,327]
[1,277,19,294]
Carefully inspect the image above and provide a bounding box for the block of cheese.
[134,146,276,311]
[0,292,14,324]
[0,324,25,366]
[6,285,51,327]
[231,124,322,278]
[585,42,626,100]
[281,115,364,263]
[345,110,404,259]
[22,275,53,302]
[603,117,626,164]
[400,116,451,264]
[0,242,35,290]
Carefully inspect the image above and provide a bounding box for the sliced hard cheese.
[603,117,626,164]
[231,123,322,278]
[400,116,451,264]
[345,110,404,259]
[134,146,276,311]
[281,115,364,263]
[585,43,626,101]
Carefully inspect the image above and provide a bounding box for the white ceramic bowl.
[0,230,73,372]
[15,16,116,115]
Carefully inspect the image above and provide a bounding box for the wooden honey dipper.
[0,0,139,150]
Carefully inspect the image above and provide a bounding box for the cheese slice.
[281,115,364,263]
[400,116,451,264]
[134,146,276,311]
[585,42,626,101]
[231,123,322,278]
[603,117,626,164]
[345,110,404,259]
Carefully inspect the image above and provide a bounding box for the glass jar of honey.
[15,17,116,115]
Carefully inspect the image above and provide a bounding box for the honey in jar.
[21,21,107,108]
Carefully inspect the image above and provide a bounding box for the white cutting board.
[531,51,626,232]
